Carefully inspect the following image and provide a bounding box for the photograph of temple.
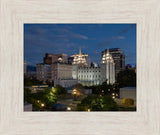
[24,24,136,111]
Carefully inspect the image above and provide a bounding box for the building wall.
[72,64,78,79]
[120,87,136,101]
[77,67,101,86]
[36,64,51,82]
[54,79,78,88]
[51,63,72,80]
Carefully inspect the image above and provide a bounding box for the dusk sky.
[24,24,136,66]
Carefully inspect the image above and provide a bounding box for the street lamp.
[67,107,71,111]
[41,103,45,107]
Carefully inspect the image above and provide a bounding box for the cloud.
[24,25,89,51]
[97,36,125,48]
[112,36,125,39]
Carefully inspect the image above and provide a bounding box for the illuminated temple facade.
[72,48,115,86]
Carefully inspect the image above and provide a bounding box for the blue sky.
[24,24,136,66]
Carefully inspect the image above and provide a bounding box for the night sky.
[24,24,136,66]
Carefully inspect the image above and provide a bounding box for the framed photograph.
[0,0,160,134]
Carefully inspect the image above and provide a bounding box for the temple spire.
[79,47,82,55]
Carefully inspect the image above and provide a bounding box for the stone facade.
[51,63,72,80]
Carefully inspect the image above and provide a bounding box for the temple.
[72,48,115,86]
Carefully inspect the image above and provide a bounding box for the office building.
[44,53,68,64]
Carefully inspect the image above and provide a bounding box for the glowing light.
[102,90,104,92]
[67,107,71,111]
[112,93,115,96]
[112,96,115,99]
[41,103,45,107]
[37,100,40,103]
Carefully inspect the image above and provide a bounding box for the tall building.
[37,54,73,82]
[51,63,72,80]
[102,48,125,76]
[43,53,68,64]
[36,63,51,82]
[85,56,91,67]
[72,48,115,86]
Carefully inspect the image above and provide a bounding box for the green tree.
[55,85,66,95]
[76,95,118,111]
[117,70,136,87]
[24,77,43,86]
[24,88,32,103]
[24,88,57,110]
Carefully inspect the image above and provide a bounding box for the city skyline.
[24,24,136,66]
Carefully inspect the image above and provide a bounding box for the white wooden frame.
[0,0,160,135]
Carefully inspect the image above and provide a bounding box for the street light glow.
[67,107,71,111]
[41,103,45,107]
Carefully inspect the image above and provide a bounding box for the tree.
[117,70,136,87]
[24,88,32,103]
[24,77,43,86]
[76,95,118,111]
[55,85,66,95]
[24,88,57,110]
[72,83,85,96]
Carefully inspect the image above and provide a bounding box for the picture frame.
[0,0,160,134]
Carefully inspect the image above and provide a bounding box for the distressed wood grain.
[0,0,160,134]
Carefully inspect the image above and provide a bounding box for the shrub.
[122,98,134,105]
